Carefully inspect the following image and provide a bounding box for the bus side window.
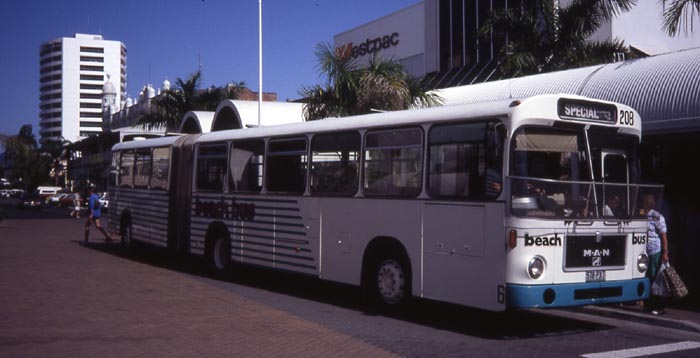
[363,127,423,197]
[267,138,308,194]
[110,151,120,188]
[196,144,228,192]
[151,147,170,191]
[133,149,152,188]
[310,131,360,196]
[118,150,135,188]
[427,122,489,199]
[229,140,264,193]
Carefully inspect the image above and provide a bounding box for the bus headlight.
[637,253,649,273]
[528,256,546,279]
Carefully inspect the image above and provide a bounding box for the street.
[1,200,699,358]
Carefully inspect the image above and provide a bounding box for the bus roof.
[111,94,640,150]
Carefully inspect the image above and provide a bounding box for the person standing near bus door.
[84,186,113,243]
[642,194,669,315]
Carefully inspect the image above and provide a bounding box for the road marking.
[581,341,700,358]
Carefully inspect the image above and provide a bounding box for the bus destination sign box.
[558,99,616,123]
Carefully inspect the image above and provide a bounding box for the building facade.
[334,0,699,87]
[39,33,126,144]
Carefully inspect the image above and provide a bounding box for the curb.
[577,306,700,333]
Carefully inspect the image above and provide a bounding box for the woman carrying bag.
[642,194,669,315]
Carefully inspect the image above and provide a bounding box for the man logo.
[592,257,602,266]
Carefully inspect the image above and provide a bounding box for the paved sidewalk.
[579,301,700,333]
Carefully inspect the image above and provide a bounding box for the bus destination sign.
[558,99,616,123]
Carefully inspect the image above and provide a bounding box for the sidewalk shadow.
[78,239,613,340]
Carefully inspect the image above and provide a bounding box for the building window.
[80,102,102,109]
[80,93,102,99]
[80,84,103,90]
[80,65,104,72]
[80,56,104,63]
[80,112,103,118]
[79,121,103,128]
[80,74,103,81]
[80,46,104,54]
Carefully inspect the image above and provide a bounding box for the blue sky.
[0,0,420,138]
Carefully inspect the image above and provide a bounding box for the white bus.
[108,94,662,311]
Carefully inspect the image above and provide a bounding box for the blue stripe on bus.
[506,278,648,308]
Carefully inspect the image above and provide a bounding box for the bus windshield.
[509,126,660,220]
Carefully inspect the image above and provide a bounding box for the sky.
[0,0,420,137]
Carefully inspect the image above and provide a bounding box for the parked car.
[48,193,69,206]
[58,193,74,208]
[37,186,62,201]
[18,192,43,209]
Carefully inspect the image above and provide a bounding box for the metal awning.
[434,47,700,135]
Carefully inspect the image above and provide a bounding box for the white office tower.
[39,33,126,144]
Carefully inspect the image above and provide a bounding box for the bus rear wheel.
[207,235,231,276]
[121,222,133,252]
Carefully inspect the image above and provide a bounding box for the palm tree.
[480,0,637,78]
[41,137,71,187]
[137,70,246,131]
[300,42,440,121]
[662,0,700,36]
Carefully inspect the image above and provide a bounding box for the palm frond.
[662,0,700,36]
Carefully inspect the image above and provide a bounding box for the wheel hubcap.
[376,259,404,304]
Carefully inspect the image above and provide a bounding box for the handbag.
[661,263,689,299]
[651,263,672,297]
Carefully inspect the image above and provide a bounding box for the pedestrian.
[69,192,81,219]
[84,186,113,243]
[642,193,669,315]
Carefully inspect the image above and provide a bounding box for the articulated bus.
[108,94,663,311]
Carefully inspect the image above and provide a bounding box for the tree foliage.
[1,125,52,191]
[662,0,700,36]
[300,42,440,121]
[480,0,637,77]
[137,70,246,132]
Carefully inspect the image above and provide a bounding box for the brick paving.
[0,208,397,358]
[2,202,699,358]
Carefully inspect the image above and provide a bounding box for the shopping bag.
[651,264,672,297]
[662,263,689,299]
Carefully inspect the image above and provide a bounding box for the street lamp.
[258,0,263,126]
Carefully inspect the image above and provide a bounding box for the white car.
[49,193,69,205]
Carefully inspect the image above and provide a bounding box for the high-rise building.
[39,33,126,144]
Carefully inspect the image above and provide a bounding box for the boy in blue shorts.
[84,187,113,243]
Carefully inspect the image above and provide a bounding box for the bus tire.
[207,234,231,276]
[121,220,133,252]
[363,251,411,310]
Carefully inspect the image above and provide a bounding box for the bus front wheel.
[364,255,410,309]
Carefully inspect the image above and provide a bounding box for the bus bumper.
[506,278,649,308]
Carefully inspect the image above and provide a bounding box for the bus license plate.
[586,270,606,282]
